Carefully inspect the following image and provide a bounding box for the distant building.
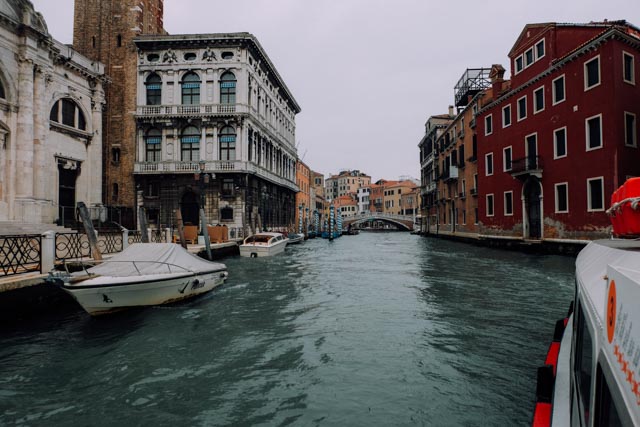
[477,21,640,240]
[356,186,370,214]
[334,194,358,218]
[325,170,371,201]
[296,160,311,230]
[0,0,105,224]
[419,112,454,232]
[382,181,416,215]
[434,68,491,234]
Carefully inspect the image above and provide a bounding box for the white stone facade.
[133,33,300,230]
[0,0,105,224]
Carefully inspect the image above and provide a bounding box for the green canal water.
[0,233,575,426]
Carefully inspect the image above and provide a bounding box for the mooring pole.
[175,209,187,249]
[138,207,149,243]
[77,202,102,261]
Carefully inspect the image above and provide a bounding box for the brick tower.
[73,1,165,220]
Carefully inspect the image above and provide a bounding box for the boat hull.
[59,270,228,315]
[239,241,287,257]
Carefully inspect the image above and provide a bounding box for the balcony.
[470,188,478,196]
[510,156,543,180]
[134,160,298,191]
[420,181,437,196]
[136,103,250,119]
[459,191,466,199]
[442,166,459,182]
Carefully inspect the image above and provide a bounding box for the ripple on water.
[0,233,575,426]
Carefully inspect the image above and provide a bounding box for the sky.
[32,0,640,182]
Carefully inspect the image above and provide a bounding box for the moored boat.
[239,232,288,257]
[532,180,640,426]
[287,233,304,244]
[47,243,228,316]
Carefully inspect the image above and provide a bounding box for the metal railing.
[511,156,543,174]
[0,235,41,277]
[128,229,166,244]
[55,232,91,261]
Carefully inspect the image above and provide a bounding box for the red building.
[477,21,640,240]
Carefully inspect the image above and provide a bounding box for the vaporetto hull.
[60,270,228,315]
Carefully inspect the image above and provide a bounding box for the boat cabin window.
[574,302,594,426]
[594,364,623,427]
[245,235,271,244]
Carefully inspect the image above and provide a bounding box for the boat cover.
[87,243,227,277]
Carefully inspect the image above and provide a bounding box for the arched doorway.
[180,191,199,226]
[523,178,542,239]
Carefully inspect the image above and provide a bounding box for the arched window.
[219,126,236,161]
[220,72,236,104]
[49,98,86,131]
[181,72,200,105]
[0,79,5,100]
[145,128,162,162]
[145,73,162,105]
[181,126,200,161]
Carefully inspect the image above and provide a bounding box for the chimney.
[489,64,506,96]
[448,105,454,117]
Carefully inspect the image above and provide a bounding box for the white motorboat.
[532,179,640,426]
[47,243,228,316]
[287,233,304,244]
[239,232,288,257]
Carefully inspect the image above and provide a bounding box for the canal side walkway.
[0,237,241,319]
[422,228,588,255]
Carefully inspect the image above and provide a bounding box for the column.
[32,66,47,200]
[15,56,34,199]
[212,124,218,161]
[236,121,243,161]
[89,80,105,205]
[200,126,206,161]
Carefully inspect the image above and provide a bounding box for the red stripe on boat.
[532,402,552,427]
[544,342,561,376]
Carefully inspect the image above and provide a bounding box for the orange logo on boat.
[607,280,617,344]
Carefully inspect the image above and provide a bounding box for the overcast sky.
[32,0,640,181]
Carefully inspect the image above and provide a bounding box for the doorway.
[523,178,542,239]
[180,191,199,226]
[58,159,79,226]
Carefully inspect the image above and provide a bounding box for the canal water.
[0,233,575,426]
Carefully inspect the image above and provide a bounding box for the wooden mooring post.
[77,202,102,261]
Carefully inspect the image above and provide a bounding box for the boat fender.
[552,319,566,342]
[535,365,554,403]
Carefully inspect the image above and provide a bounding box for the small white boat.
[47,243,228,316]
[287,233,304,244]
[532,179,640,426]
[239,232,288,257]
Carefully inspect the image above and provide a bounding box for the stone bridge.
[342,213,415,231]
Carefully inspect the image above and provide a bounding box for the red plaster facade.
[476,21,640,240]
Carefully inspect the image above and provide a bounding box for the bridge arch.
[342,213,414,231]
